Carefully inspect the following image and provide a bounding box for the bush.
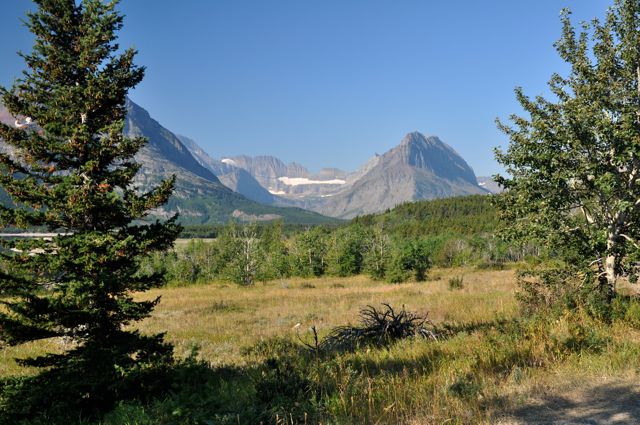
[624,300,640,329]
[448,276,464,290]
[326,226,368,277]
[448,373,482,399]
[515,267,581,316]
[475,260,506,270]
[549,313,610,355]
[385,253,411,283]
[385,240,432,283]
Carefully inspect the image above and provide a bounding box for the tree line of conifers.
[147,196,539,285]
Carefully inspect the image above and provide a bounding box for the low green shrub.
[448,276,464,290]
[624,300,640,329]
[448,373,482,399]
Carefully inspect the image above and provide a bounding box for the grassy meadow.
[140,267,517,365]
[3,266,640,424]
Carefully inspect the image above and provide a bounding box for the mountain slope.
[226,155,309,192]
[309,132,487,218]
[178,135,277,205]
[124,100,336,224]
[0,101,337,225]
[477,176,503,194]
[226,155,351,198]
[126,100,220,183]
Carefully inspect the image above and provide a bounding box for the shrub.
[475,260,506,270]
[448,276,464,290]
[385,240,433,283]
[326,226,368,277]
[624,301,640,329]
[448,373,482,399]
[549,313,610,355]
[515,267,581,316]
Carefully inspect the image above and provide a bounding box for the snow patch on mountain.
[221,158,237,165]
[278,177,346,186]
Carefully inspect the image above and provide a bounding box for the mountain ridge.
[0,100,338,225]
[191,131,488,218]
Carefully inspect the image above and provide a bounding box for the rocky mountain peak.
[386,131,477,185]
[399,131,429,146]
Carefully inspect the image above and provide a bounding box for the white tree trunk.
[604,230,618,299]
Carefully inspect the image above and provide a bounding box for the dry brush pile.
[300,303,438,354]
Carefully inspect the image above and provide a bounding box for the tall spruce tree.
[0,0,180,418]
[496,0,640,301]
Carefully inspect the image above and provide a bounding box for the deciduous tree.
[496,0,640,300]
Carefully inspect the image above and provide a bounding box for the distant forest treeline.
[180,195,497,238]
[151,195,538,285]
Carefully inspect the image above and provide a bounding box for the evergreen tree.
[0,0,180,419]
[496,0,640,301]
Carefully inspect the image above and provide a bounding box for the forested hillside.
[352,194,498,238]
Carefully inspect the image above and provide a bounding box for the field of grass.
[3,267,640,424]
[139,268,517,365]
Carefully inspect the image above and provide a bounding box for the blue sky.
[1,0,612,176]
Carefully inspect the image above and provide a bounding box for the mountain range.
[186,131,490,218]
[0,99,494,223]
[0,100,336,225]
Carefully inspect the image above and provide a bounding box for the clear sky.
[1,0,612,176]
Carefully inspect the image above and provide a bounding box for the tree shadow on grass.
[497,381,640,425]
[436,317,515,338]
[342,346,447,378]
[0,357,259,425]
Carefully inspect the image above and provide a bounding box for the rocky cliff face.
[382,132,478,185]
[178,135,277,205]
[309,132,487,218]
[222,155,350,198]
[224,155,307,190]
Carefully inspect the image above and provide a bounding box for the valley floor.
[3,267,640,424]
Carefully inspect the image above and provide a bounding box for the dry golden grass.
[4,266,640,424]
[136,267,518,365]
[0,267,515,376]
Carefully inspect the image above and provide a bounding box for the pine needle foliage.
[0,0,180,419]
